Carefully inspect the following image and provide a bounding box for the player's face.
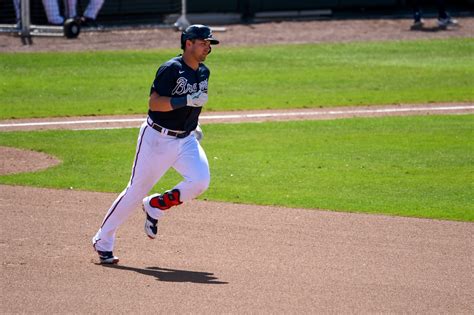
[189,39,211,62]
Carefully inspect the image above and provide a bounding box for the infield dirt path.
[1,18,473,313]
[1,185,473,313]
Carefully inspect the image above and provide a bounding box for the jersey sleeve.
[204,65,210,80]
[149,63,177,96]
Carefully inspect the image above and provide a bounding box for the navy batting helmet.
[180,24,219,50]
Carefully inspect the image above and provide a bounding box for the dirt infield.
[1,18,473,313]
[0,146,60,175]
[1,185,473,313]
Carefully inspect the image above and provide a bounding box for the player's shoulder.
[160,56,184,70]
[156,56,184,77]
[199,63,210,75]
[166,56,185,67]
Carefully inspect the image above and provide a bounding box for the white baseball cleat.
[97,251,119,264]
[142,198,158,239]
[92,236,119,264]
[438,17,459,28]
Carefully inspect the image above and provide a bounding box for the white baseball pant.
[92,120,210,252]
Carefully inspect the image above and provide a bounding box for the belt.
[147,117,190,138]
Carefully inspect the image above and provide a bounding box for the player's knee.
[192,173,210,196]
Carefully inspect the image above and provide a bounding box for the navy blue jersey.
[149,56,210,132]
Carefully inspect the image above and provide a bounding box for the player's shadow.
[409,25,456,32]
[102,265,228,284]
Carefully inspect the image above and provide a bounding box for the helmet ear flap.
[180,32,186,50]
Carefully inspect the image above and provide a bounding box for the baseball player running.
[92,24,219,264]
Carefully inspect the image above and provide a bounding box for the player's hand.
[186,90,208,107]
[195,124,203,142]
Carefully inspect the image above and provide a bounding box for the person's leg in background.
[13,0,21,25]
[41,0,64,25]
[66,0,104,26]
[79,0,104,26]
[66,0,78,18]
[83,0,104,20]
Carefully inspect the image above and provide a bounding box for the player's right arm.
[148,92,174,112]
[148,62,178,112]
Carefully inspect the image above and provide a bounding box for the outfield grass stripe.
[0,104,473,129]
[1,39,473,119]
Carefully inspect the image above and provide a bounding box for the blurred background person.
[13,0,20,26]
[41,0,104,26]
[69,0,105,27]
[411,0,459,28]
[42,0,67,25]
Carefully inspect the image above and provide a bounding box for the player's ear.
[185,39,194,50]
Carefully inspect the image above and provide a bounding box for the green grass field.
[0,115,472,221]
[1,38,473,221]
[0,38,473,119]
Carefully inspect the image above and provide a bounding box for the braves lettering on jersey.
[149,56,210,132]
